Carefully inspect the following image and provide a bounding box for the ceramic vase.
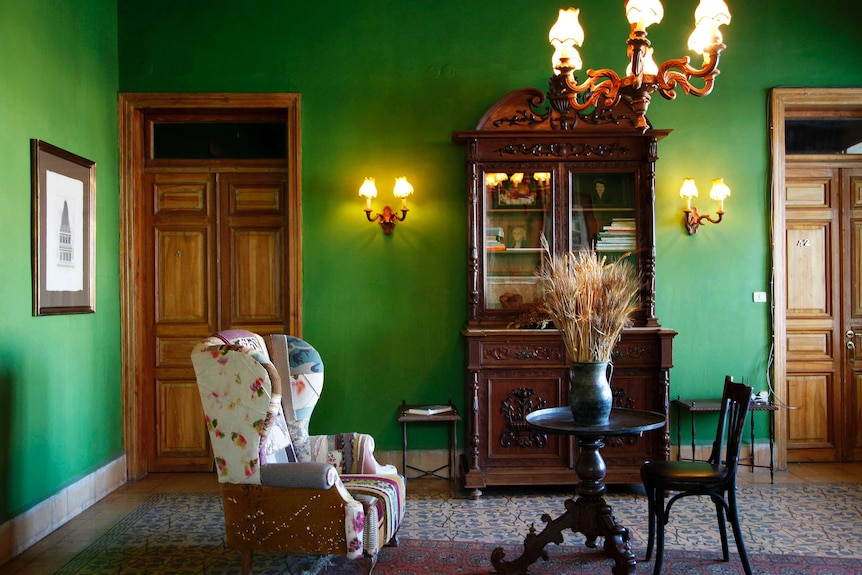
[569,361,613,425]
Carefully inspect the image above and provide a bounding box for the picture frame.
[31,140,96,316]
[491,182,543,209]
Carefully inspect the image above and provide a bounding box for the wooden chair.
[641,375,754,575]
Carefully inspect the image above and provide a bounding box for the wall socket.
[753,291,767,303]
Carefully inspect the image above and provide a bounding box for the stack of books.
[595,218,636,252]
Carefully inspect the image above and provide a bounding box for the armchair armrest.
[307,432,398,475]
[260,461,338,489]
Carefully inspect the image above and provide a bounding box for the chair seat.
[642,460,729,487]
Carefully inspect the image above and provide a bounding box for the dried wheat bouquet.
[537,237,639,363]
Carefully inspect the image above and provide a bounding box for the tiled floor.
[1,462,861,574]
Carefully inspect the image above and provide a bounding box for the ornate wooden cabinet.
[453,88,676,497]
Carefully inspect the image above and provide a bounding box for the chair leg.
[653,499,667,575]
[644,485,656,562]
[241,549,253,575]
[713,495,730,561]
[727,491,753,575]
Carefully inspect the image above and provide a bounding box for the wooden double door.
[144,169,293,471]
[119,93,302,477]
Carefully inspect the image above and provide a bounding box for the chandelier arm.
[561,68,624,111]
[655,49,723,100]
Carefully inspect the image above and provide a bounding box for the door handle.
[848,339,857,361]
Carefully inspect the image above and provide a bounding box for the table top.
[673,398,778,412]
[526,407,665,437]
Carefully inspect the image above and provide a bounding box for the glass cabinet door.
[483,169,552,311]
[569,171,637,254]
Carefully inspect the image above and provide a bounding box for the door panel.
[785,165,862,463]
[147,172,216,471]
[784,167,841,462]
[845,170,862,460]
[157,230,210,322]
[157,380,209,459]
[221,173,289,331]
[787,374,830,446]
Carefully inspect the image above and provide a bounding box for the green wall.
[0,1,120,522]
[116,0,862,450]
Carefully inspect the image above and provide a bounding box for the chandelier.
[548,0,731,130]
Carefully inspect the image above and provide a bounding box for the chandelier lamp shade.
[359,176,415,235]
[548,0,731,130]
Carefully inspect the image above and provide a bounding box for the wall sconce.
[679,177,731,234]
[359,176,414,235]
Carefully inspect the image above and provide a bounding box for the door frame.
[770,87,862,469]
[118,93,302,479]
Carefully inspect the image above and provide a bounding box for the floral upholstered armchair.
[191,330,404,575]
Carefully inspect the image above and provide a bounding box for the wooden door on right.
[784,165,862,462]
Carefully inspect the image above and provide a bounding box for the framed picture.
[490,176,544,209]
[31,140,96,315]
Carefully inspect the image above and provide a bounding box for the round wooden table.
[491,407,665,575]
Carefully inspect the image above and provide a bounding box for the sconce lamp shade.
[359,177,378,199]
[549,8,584,72]
[393,177,414,199]
[625,0,664,32]
[679,178,699,199]
[709,177,731,211]
[509,173,525,186]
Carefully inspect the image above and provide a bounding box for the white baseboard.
[0,455,127,566]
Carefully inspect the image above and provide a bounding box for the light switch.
[753,292,767,303]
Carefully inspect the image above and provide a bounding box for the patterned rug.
[57,492,862,574]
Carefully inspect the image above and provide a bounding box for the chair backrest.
[268,334,324,423]
[191,329,294,484]
[707,375,753,474]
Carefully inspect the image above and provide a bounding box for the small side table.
[398,401,461,481]
[673,396,778,482]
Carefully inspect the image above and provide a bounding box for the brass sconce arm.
[683,206,724,235]
[365,205,408,236]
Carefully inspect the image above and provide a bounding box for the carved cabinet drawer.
[479,339,566,367]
